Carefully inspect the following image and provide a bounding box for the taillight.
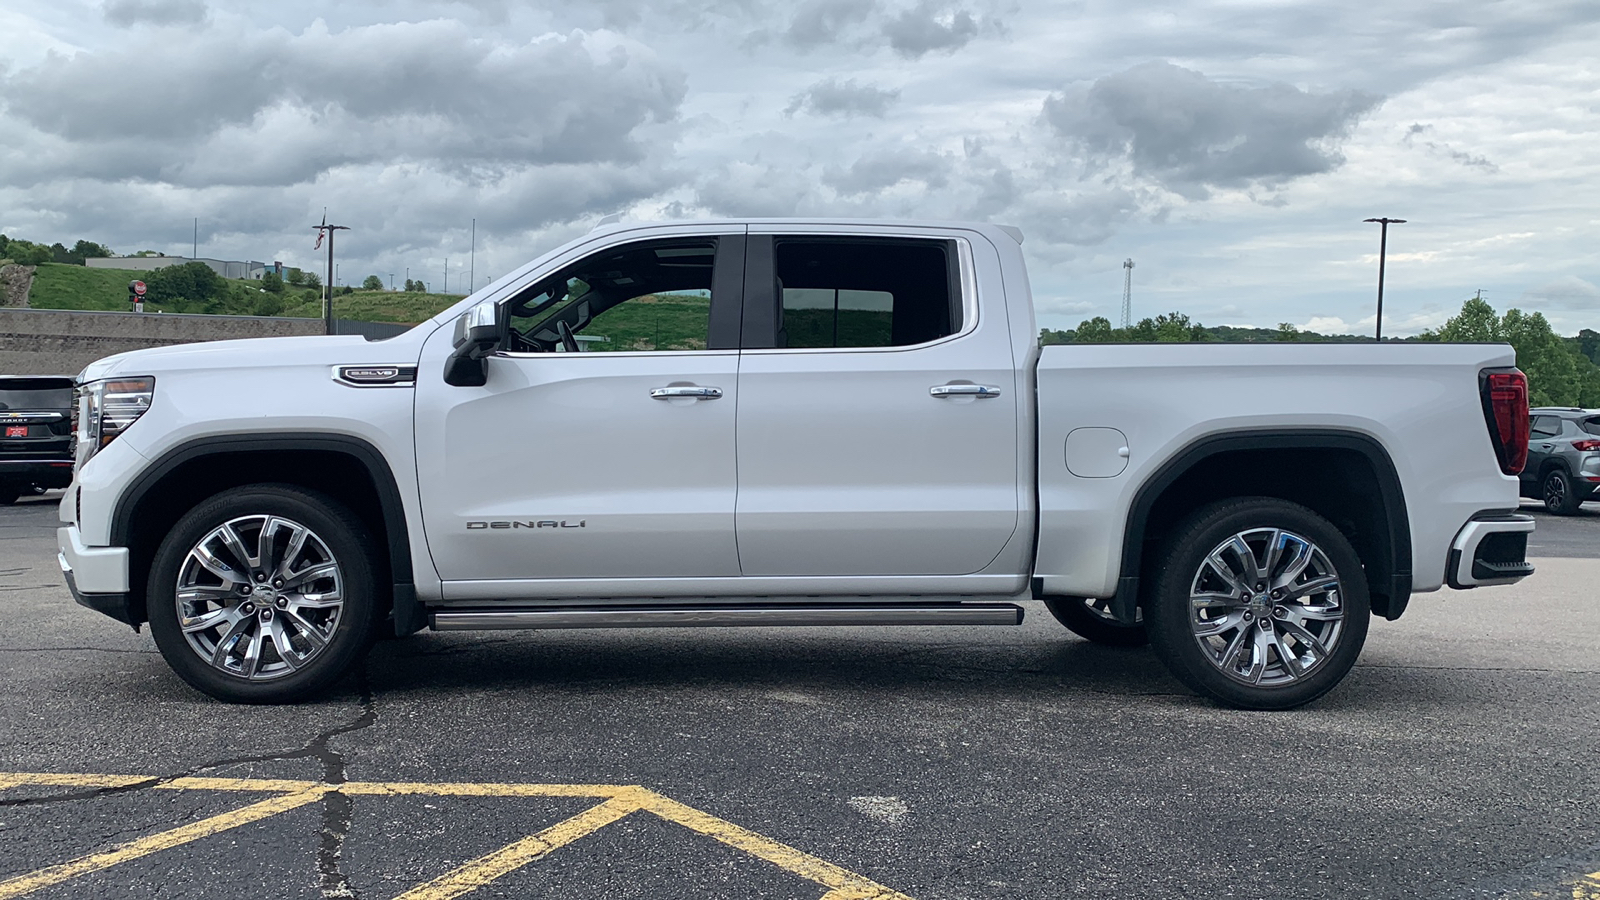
[1480,368,1529,475]
[1573,439,1600,452]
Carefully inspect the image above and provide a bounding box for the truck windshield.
[0,380,73,410]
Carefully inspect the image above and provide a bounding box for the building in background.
[87,255,268,280]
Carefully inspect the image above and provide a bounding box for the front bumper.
[1447,513,1536,589]
[57,525,137,626]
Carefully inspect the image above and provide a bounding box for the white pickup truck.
[58,219,1536,709]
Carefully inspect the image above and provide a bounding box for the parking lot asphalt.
[1,493,1597,900]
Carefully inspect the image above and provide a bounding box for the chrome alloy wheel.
[175,515,345,681]
[1188,528,1345,687]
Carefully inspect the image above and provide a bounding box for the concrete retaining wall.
[0,308,327,375]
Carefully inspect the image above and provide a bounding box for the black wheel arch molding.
[1105,428,1413,625]
[107,432,425,635]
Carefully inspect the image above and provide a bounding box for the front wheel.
[1543,469,1582,515]
[1145,498,1370,710]
[148,484,379,703]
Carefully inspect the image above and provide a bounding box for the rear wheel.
[1145,498,1370,710]
[1042,596,1147,647]
[148,484,379,703]
[1543,468,1582,515]
[0,482,20,505]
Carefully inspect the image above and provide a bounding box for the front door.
[732,234,1021,577]
[414,234,746,586]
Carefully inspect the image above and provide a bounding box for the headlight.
[77,377,155,466]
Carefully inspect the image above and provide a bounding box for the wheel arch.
[110,434,420,632]
[1111,430,1412,623]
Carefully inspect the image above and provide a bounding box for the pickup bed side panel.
[1033,343,1520,599]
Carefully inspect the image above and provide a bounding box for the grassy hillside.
[27,263,464,323]
[281,290,465,324]
[26,262,159,310]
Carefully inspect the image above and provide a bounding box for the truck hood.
[79,331,429,382]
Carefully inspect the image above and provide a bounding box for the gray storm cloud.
[785,78,901,118]
[0,21,686,188]
[101,0,208,27]
[1043,61,1381,197]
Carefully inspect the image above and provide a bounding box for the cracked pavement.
[1,493,1598,899]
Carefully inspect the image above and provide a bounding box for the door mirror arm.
[443,300,505,387]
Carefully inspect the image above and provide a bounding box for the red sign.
[4,426,26,438]
[132,281,147,296]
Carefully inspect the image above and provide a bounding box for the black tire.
[0,483,20,505]
[1543,468,1582,516]
[147,484,379,703]
[1145,497,1371,710]
[1042,596,1148,647]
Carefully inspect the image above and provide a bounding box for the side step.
[430,602,1025,631]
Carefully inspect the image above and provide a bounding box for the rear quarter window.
[1581,417,1600,437]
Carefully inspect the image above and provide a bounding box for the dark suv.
[1521,407,1600,514]
[0,376,75,504]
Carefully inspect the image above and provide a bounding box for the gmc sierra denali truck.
[57,219,1536,709]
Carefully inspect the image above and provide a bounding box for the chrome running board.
[430,602,1024,631]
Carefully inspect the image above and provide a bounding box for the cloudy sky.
[3,0,1597,335]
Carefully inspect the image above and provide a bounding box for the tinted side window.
[774,239,958,349]
[1582,417,1600,437]
[507,240,717,352]
[1530,416,1562,438]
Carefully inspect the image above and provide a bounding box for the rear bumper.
[0,459,74,488]
[57,525,137,626]
[1447,513,1535,589]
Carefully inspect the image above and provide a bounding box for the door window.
[506,240,722,353]
[1531,416,1562,439]
[772,239,959,348]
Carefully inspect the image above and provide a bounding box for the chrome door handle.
[930,384,1002,398]
[650,385,723,400]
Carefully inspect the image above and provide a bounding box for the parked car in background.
[1522,407,1600,514]
[0,376,76,504]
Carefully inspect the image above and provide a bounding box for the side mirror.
[443,300,504,387]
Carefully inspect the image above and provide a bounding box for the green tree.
[285,268,305,286]
[1074,316,1116,343]
[1276,322,1300,342]
[260,271,284,293]
[304,271,322,289]
[141,261,227,311]
[1430,296,1600,407]
[362,274,384,291]
[49,242,71,263]
[69,240,113,262]
[253,291,285,316]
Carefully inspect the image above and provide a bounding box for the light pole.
[1363,217,1406,342]
[312,216,350,335]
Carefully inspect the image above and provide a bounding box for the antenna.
[1121,258,1135,329]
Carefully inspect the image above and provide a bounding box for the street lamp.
[1363,217,1406,342]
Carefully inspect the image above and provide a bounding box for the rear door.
[1526,414,1562,486]
[732,233,1020,577]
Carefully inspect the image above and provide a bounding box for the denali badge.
[467,520,586,530]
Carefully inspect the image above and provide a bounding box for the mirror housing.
[443,300,503,387]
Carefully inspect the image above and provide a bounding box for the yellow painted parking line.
[0,772,915,900]
[0,787,329,900]
[394,792,645,900]
[1575,870,1600,899]
[636,791,916,900]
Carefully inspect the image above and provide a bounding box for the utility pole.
[1121,258,1134,329]
[470,218,475,293]
[389,273,395,290]
[1363,217,1406,341]
[313,216,350,335]
[444,258,448,294]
